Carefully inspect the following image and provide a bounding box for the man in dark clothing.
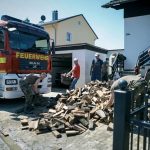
[90,53,103,81]
[102,58,109,82]
[19,73,47,113]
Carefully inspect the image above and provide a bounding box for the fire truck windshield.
[8,29,49,54]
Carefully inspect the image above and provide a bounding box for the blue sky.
[0,0,124,49]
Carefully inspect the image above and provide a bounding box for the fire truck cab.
[0,15,52,99]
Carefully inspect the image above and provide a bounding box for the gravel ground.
[0,88,113,150]
[0,138,9,150]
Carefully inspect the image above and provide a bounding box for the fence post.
[113,81,131,150]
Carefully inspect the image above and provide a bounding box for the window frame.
[66,32,72,42]
[8,29,49,54]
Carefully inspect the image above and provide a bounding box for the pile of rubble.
[20,80,113,138]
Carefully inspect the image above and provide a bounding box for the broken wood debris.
[20,118,28,126]
[20,80,113,137]
[0,130,9,137]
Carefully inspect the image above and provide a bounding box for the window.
[9,30,20,50]
[66,32,72,41]
[78,21,81,25]
[0,30,4,49]
[9,30,49,54]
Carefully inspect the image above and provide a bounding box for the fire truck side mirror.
[51,41,55,55]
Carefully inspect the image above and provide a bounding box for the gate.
[113,84,150,150]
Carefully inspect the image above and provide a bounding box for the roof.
[102,0,138,9]
[108,48,124,51]
[55,43,108,54]
[41,14,98,39]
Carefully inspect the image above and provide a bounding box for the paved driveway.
[0,88,113,150]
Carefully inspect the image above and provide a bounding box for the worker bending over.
[106,69,150,108]
[19,72,47,113]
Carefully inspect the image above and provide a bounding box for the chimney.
[52,10,58,21]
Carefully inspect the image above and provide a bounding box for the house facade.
[102,0,150,70]
[42,12,98,46]
[40,12,107,88]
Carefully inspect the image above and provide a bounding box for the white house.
[102,0,150,71]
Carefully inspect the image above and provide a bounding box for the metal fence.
[113,86,150,150]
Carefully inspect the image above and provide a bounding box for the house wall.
[43,15,97,46]
[44,24,58,45]
[56,16,96,46]
[124,14,150,69]
[55,49,106,88]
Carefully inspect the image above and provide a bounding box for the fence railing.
[113,84,150,150]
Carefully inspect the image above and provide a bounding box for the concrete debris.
[20,80,114,137]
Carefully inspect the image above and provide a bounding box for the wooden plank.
[96,90,104,98]
[81,106,90,112]
[21,126,29,130]
[71,110,85,113]
[88,120,94,130]
[73,124,86,132]
[34,119,39,130]
[28,120,39,131]
[35,129,50,135]
[78,123,87,130]
[20,118,28,126]
[0,130,9,137]
[77,88,82,97]
[90,107,99,115]
[52,130,62,138]
[59,98,67,103]
[107,122,113,131]
[95,109,106,119]
[93,114,100,119]
[52,110,64,117]
[49,109,56,113]
[66,130,79,136]
[68,115,75,124]
[78,118,89,127]
[57,124,65,132]
[92,97,98,102]
[64,114,70,121]
[53,118,72,128]
[57,103,64,111]
[73,113,86,117]
[67,105,76,110]
[63,105,68,110]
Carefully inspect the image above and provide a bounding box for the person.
[106,69,150,108]
[90,53,103,81]
[19,72,47,113]
[134,65,140,75]
[101,58,109,82]
[67,58,80,90]
[148,49,150,56]
[113,71,120,81]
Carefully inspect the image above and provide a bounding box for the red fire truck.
[0,15,52,99]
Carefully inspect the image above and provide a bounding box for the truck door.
[0,29,6,66]
[0,29,9,72]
